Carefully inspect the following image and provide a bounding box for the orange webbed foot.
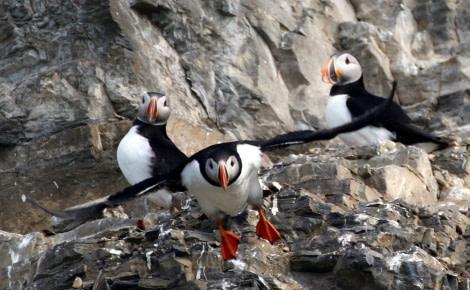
[255,208,281,243]
[217,221,240,260]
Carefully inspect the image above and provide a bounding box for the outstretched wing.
[386,121,447,147]
[29,168,186,220]
[28,195,110,220]
[30,82,398,220]
[254,81,397,150]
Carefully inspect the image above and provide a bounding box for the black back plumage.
[134,119,188,176]
[330,77,446,147]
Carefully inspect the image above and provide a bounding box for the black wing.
[339,82,446,147]
[331,81,411,124]
[28,195,110,220]
[29,167,186,220]
[253,81,397,150]
[385,121,447,146]
[30,141,243,221]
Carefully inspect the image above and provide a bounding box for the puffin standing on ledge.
[30,84,397,260]
[117,92,187,210]
[322,53,447,148]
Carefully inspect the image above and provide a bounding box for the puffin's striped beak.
[321,57,338,84]
[146,97,160,123]
[218,161,228,191]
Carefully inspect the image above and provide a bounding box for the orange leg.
[255,208,281,243]
[217,221,240,260]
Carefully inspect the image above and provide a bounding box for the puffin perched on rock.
[322,53,447,149]
[117,92,187,210]
[30,84,397,260]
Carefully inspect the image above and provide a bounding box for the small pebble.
[72,276,83,289]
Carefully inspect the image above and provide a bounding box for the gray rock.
[440,187,470,202]
[290,251,339,272]
[1,0,470,289]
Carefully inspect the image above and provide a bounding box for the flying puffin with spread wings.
[117,92,187,210]
[322,53,447,148]
[30,83,396,260]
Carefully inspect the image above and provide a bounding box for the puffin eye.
[345,57,350,65]
[163,100,167,107]
[209,162,214,170]
[230,160,235,167]
[142,96,146,103]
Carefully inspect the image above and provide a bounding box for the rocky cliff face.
[1,0,469,289]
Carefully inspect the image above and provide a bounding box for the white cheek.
[181,160,204,189]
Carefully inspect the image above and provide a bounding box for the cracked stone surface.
[1,0,469,288]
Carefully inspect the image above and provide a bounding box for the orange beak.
[146,97,160,123]
[218,161,228,191]
[321,59,332,83]
[321,57,338,84]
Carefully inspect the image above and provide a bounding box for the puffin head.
[203,149,242,191]
[137,92,171,125]
[322,53,362,85]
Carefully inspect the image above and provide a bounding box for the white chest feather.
[326,95,395,146]
[117,126,154,184]
[326,94,353,128]
[181,144,263,220]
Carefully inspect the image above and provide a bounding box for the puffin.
[322,53,447,148]
[29,83,397,260]
[116,92,187,210]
